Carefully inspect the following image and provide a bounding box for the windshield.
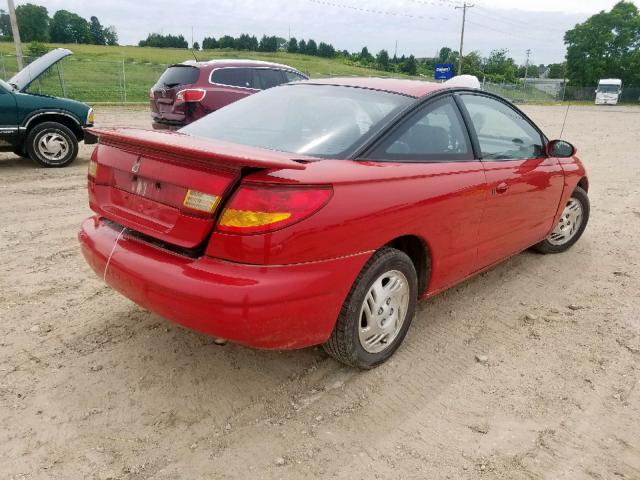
[598,84,621,93]
[180,84,412,158]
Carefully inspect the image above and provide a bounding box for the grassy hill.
[0,43,421,104]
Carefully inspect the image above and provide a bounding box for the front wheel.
[534,186,590,254]
[26,122,79,168]
[323,247,418,369]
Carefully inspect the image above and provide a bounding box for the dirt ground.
[1,104,639,480]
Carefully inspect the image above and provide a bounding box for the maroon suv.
[150,59,308,129]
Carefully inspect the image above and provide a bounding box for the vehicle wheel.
[533,186,589,254]
[26,122,78,168]
[323,247,418,369]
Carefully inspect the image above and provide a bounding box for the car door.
[362,95,487,293]
[0,86,18,147]
[457,93,565,268]
[207,67,258,111]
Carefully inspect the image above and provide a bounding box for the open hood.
[9,48,73,92]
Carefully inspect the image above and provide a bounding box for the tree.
[547,63,566,79]
[287,37,298,53]
[305,39,318,55]
[236,33,258,51]
[0,10,11,40]
[50,10,91,44]
[202,36,218,49]
[16,3,49,42]
[218,35,235,49]
[258,35,278,52]
[376,49,390,71]
[484,48,518,82]
[461,51,482,77]
[400,55,417,75]
[438,47,452,63]
[564,1,640,86]
[298,39,307,53]
[138,33,188,48]
[104,26,118,45]
[89,16,105,45]
[317,42,335,58]
[359,46,373,63]
[192,41,200,50]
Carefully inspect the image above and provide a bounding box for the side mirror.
[546,139,576,158]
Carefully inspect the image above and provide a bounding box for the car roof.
[300,77,447,98]
[180,59,303,72]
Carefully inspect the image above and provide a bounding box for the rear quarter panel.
[208,159,488,295]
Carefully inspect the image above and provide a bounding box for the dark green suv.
[0,48,94,167]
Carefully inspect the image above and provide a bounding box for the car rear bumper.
[78,216,371,349]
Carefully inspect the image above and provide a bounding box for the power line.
[307,0,443,20]
[471,6,567,34]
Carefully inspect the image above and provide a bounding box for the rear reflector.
[216,185,332,234]
[88,160,98,178]
[175,88,206,103]
[183,189,220,214]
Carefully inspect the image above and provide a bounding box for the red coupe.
[79,77,589,368]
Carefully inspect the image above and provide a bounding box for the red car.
[150,59,308,129]
[80,77,589,368]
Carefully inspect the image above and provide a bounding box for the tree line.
[0,3,117,46]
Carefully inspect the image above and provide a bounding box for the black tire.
[26,122,79,168]
[533,186,589,254]
[323,247,418,369]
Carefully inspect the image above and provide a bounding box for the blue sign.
[435,63,454,80]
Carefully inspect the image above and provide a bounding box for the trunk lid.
[9,48,73,92]
[87,128,307,249]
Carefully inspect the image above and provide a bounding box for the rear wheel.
[534,186,589,254]
[323,247,418,369]
[26,122,78,168]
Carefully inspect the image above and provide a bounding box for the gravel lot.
[1,105,639,480]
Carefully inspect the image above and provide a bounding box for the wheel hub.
[358,270,410,353]
[38,132,69,163]
[548,197,583,246]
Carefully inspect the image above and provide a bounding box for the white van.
[595,79,622,105]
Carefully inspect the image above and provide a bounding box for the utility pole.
[455,2,473,75]
[524,49,531,86]
[7,0,23,70]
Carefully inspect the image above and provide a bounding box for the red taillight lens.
[175,88,206,103]
[216,185,332,234]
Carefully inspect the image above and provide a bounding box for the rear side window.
[284,71,307,82]
[210,68,255,89]
[255,69,286,89]
[155,66,199,88]
[367,96,472,162]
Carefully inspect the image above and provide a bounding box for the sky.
[16,0,639,65]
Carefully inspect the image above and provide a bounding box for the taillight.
[175,88,206,103]
[88,159,98,179]
[216,185,332,234]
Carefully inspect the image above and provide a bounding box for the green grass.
[0,42,420,104]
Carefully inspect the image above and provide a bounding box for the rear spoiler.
[86,127,307,171]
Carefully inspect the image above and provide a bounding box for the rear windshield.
[180,84,412,158]
[155,65,199,88]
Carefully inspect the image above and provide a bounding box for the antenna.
[559,104,571,140]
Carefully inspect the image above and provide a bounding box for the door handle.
[495,182,509,194]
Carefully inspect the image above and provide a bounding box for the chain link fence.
[2,53,639,105]
[0,54,167,103]
[482,79,640,104]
